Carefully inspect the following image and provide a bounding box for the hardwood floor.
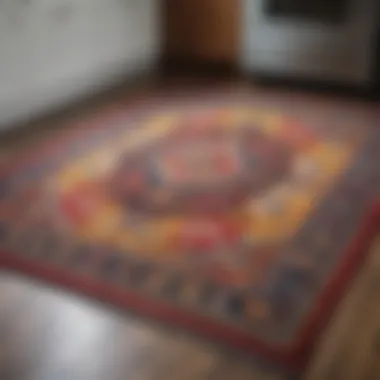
[2,239,380,380]
[0,82,379,380]
[0,272,284,380]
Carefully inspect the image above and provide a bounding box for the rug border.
[0,204,378,370]
[0,98,379,371]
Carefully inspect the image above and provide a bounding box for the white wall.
[0,0,161,128]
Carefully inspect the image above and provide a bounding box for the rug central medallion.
[52,108,353,290]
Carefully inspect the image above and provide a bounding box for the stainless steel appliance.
[241,0,379,86]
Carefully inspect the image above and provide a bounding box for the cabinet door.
[164,0,239,64]
[31,0,95,84]
[122,0,162,65]
[0,0,36,103]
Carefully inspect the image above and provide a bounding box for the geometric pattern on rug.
[0,103,379,371]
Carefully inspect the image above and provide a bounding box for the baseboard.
[159,57,240,78]
[250,71,379,101]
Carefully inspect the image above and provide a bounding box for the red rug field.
[0,93,379,375]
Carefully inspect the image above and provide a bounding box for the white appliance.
[0,0,161,129]
[241,0,379,86]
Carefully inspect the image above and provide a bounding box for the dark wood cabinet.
[163,0,239,66]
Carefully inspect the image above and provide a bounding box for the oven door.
[241,0,378,85]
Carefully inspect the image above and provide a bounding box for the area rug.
[0,94,379,375]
